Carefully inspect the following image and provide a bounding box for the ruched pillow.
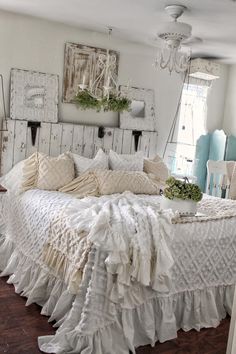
[59,170,162,198]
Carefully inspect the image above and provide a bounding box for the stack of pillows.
[0,149,169,198]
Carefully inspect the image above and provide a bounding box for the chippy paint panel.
[10,68,59,123]
[0,119,158,175]
[63,42,119,103]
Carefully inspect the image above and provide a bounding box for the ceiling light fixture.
[78,27,118,100]
[154,4,192,74]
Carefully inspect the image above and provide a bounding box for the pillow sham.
[59,170,162,198]
[69,149,108,176]
[0,159,26,194]
[109,150,144,171]
[144,155,169,182]
[22,152,75,191]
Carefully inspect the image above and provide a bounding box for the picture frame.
[10,68,59,123]
[119,86,156,131]
[63,42,119,103]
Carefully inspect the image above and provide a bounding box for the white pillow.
[109,150,144,171]
[144,155,169,182]
[70,149,108,176]
[0,159,26,194]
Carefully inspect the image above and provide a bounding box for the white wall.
[207,64,228,132]
[0,9,229,155]
[223,64,236,135]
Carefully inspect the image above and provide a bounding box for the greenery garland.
[73,89,131,113]
[163,176,203,202]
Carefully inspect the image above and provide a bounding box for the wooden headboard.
[0,119,158,175]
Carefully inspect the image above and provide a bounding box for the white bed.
[0,188,236,354]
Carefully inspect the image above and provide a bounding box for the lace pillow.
[22,152,75,191]
[144,155,169,182]
[109,150,144,171]
[59,170,161,198]
[70,149,108,176]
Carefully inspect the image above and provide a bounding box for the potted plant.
[161,176,203,216]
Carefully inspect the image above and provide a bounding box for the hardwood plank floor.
[0,276,230,354]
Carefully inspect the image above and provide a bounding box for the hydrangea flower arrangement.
[163,176,203,202]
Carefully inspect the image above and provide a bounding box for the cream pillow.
[70,149,108,176]
[109,150,144,171]
[21,152,38,191]
[144,155,169,182]
[22,152,75,191]
[59,170,161,198]
[37,153,75,190]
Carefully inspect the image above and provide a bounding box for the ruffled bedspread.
[0,190,236,354]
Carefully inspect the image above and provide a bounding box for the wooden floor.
[0,276,230,354]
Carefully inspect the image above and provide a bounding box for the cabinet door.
[225,135,236,161]
[195,130,227,191]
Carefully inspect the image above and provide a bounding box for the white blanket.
[1,190,236,353]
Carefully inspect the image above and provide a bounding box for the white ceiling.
[0,0,236,63]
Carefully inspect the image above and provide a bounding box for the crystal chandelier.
[155,5,192,74]
[78,28,118,100]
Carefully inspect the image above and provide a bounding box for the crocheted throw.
[42,192,175,297]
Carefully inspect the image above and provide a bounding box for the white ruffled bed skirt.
[0,236,234,354]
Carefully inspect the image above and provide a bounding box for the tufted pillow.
[37,153,75,190]
[144,155,169,182]
[22,152,75,191]
[109,150,144,171]
[59,170,161,198]
[69,149,108,176]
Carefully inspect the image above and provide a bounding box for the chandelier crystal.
[155,5,192,74]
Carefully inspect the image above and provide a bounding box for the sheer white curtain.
[169,77,211,176]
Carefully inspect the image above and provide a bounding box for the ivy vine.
[73,89,131,113]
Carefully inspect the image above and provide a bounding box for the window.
[167,78,210,177]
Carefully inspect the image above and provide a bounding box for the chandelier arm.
[169,48,177,74]
[159,50,171,70]
[155,44,191,74]
[109,75,118,89]
[174,53,191,73]
[89,66,107,98]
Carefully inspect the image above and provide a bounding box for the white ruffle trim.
[0,237,75,326]
[0,236,234,354]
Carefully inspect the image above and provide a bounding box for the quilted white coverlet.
[0,190,236,353]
